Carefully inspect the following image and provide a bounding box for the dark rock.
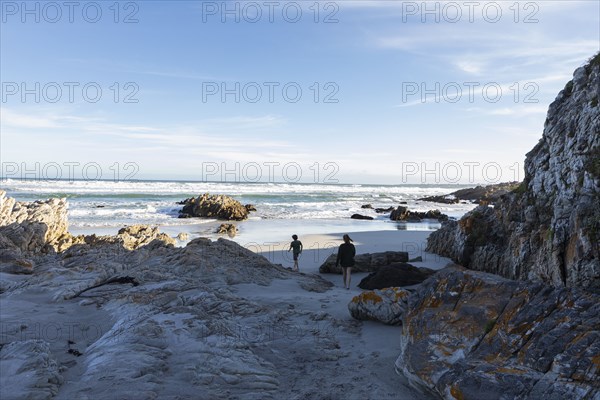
[361,204,373,209]
[409,256,423,262]
[419,182,521,205]
[350,214,374,220]
[427,59,600,290]
[179,193,250,221]
[375,207,394,213]
[319,251,408,274]
[390,206,448,222]
[358,263,435,289]
[396,267,600,399]
[244,204,257,212]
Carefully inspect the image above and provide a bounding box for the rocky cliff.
[427,54,600,289]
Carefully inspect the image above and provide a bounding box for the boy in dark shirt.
[289,234,303,271]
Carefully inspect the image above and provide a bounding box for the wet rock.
[350,214,374,220]
[361,204,373,209]
[217,223,237,237]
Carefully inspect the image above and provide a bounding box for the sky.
[1,0,599,184]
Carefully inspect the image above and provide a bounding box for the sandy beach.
[1,219,449,399]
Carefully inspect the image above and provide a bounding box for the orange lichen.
[450,384,464,400]
[358,291,383,304]
[391,288,408,301]
[494,367,526,375]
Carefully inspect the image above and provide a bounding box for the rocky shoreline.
[2,55,599,400]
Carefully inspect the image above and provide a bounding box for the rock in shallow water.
[178,193,250,221]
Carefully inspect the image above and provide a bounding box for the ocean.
[1,179,477,242]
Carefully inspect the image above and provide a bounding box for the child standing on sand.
[336,234,355,289]
[288,234,303,272]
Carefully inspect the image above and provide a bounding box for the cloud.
[1,109,62,129]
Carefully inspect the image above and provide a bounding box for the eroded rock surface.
[179,193,250,221]
[426,55,600,289]
[348,287,410,325]
[0,190,69,257]
[396,267,600,399]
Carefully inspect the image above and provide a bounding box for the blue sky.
[1,0,599,184]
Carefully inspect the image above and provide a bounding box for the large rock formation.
[0,190,69,257]
[319,251,408,274]
[426,54,600,289]
[0,191,177,275]
[395,267,600,399]
[419,181,520,205]
[178,193,250,220]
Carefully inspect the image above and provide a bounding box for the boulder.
[348,287,410,325]
[361,204,373,209]
[426,56,600,289]
[117,225,176,250]
[350,214,374,220]
[358,264,436,289]
[217,223,237,237]
[375,206,395,213]
[319,251,408,274]
[396,267,600,399]
[176,232,189,241]
[178,193,249,221]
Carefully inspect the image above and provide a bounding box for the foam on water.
[2,179,477,229]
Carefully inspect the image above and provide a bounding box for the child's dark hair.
[292,234,298,240]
